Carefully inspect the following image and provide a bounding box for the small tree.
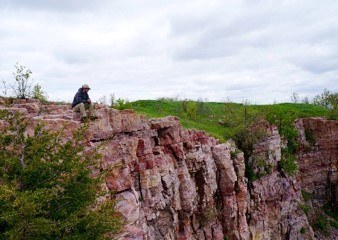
[11,63,33,99]
[1,80,9,97]
[313,89,334,108]
[32,83,48,103]
[290,92,299,103]
[110,95,131,110]
[313,89,338,119]
[302,96,309,104]
[0,110,122,239]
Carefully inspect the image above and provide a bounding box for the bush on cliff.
[32,83,48,103]
[0,110,122,239]
[313,89,338,120]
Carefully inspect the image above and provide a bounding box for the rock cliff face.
[295,118,338,206]
[3,99,337,239]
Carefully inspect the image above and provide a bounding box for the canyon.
[0,98,337,240]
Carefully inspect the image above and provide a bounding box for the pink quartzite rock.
[12,99,40,116]
[4,98,334,239]
[295,118,338,206]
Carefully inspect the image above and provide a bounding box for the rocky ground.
[1,98,337,240]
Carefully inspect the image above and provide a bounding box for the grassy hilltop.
[127,99,335,178]
[128,99,330,142]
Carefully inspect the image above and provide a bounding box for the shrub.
[0,110,122,239]
[265,109,299,153]
[323,201,338,222]
[233,123,268,160]
[313,89,335,109]
[330,220,338,229]
[290,92,299,103]
[304,128,315,145]
[1,80,9,97]
[32,84,48,103]
[301,190,313,201]
[278,150,298,176]
[196,98,211,117]
[299,203,310,216]
[111,95,131,110]
[180,99,198,120]
[312,214,329,232]
[11,63,33,99]
[230,149,241,160]
[313,89,338,120]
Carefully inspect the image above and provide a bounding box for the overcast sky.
[0,0,337,104]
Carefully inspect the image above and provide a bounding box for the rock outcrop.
[4,98,337,240]
[295,118,338,206]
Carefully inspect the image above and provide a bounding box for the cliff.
[1,98,337,240]
[296,118,338,206]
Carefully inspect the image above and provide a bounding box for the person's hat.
[82,84,90,89]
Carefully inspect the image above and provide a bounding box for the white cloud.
[0,0,337,104]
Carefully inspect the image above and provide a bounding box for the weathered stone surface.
[12,99,41,116]
[295,118,338,205]
[5,99,337,239]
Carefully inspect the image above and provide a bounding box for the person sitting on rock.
[72,84,97,122]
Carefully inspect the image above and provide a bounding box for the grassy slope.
[129,100,329,142]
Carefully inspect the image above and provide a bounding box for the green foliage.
[246,164,257,182]
[265,106,299,176]
[32,84,48,103]
[110,94,131,110]
[233,124,267,159]
[305,128,315,145]
[129,99,335,181]
[222,103,271,181]
[323,202,338,222]
[265,108,299,153]
[312,214,329,232]
[330,220,338,229]
[313,89,335,109]
[246,154,273,181]
[222,102,262,130]
[299,203,310,216]
[178,99,211,120]
[230,149,241,160]
[300,227,306,234]
[278,150,298,176]
[11,63,33,99]
[0,110,122,239]
[313,89,338,120]
[180,99,198,120]
[129,100,330,143]
[156,96,180,102]
[301,190,313,201]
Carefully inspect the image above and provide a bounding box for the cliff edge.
[1,98,337,239]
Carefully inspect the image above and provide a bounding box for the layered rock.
[246,123,314,240]
[295,118,338,206]
[0,99,320,240]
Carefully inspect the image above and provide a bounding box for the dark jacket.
[72,88,89,108]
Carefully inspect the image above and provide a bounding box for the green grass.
[323,202,338,229]
[129,100,330,142]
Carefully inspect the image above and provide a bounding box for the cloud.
[0,0,103,12]
[0,0,337,104]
